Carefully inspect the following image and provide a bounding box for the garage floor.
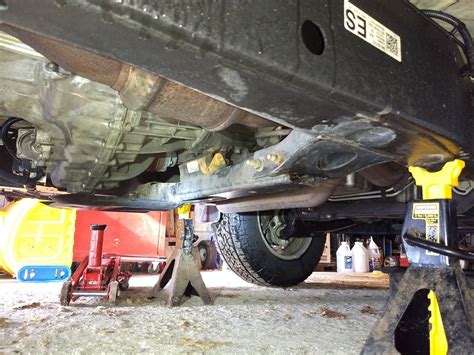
[0,270,389,354]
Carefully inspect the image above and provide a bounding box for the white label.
[412,203,440,256]
[344,256,353,270]
[344,0,402,62]
[186,160,200,174]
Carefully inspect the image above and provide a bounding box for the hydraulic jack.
[363,160,474,354]
[60,224,131,305]
[150,205,212,307]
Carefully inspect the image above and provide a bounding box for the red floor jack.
[60,224,131,305]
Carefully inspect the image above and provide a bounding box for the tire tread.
[214,213,325,287]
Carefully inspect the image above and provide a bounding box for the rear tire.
[214,211,325,287]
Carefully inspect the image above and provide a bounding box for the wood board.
[305,271,389,289]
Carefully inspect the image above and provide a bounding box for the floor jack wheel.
[108,281,119,304]
[147,262,165,274]
[118,278,129,291]
[60,281,72,306]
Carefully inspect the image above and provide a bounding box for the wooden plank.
[166,209,175,237]
[305,271,389,289]
[315,262,336,272]
[319,234,332,264]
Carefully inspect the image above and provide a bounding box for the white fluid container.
[336,241,353,273]
[352,241,369,273]
[368,237,382,271]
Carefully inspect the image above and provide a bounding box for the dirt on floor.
[0,270,389,354]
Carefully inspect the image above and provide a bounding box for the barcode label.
[386,33,399,56]
[426,225,439,242]
[344,0,402,62]
[412,203,440,256]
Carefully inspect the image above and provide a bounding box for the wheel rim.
[199,247,207,263]
[257,211,312,260]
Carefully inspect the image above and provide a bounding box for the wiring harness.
[422,9,474,78]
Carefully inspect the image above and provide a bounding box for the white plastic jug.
[368,237,382,271]
[352,241,369,273]
[336,241,353,273]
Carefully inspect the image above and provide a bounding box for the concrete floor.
[0,270,389,354]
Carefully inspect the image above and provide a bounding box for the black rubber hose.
[404,234,474,262]
[422,9,474,77]
[1,117,22,163]
[0,150,30,186]
[0,171,25,186]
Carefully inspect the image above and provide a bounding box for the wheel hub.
[257,211,312,260]
[199,247,207,263]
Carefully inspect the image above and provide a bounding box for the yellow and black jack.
[363,160,474,354]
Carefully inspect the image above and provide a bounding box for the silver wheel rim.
[199,247,207,263]
[257,211,312,260]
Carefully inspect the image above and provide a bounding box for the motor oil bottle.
[336,241,353,273]
[352,240,369,273]
[368,237,382,271]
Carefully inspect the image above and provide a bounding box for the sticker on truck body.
[344,0,402,62]
[186,160,200,174]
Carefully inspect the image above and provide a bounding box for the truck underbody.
[0,0,472,212]
[0,0,473,287]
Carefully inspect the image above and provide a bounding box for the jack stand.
[363,160,474,354]
[150,212,212,307]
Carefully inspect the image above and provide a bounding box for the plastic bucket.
[0,199,76,276]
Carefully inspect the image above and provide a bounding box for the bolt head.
[266,154,284,165]
[246,159,263,170]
